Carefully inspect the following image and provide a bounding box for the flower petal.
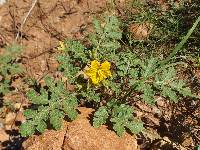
[100,61,111,70]
[100,61,112,77]
[84,60,112,85]
[91,60,100,70]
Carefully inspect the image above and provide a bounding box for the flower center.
[97,70,104,77]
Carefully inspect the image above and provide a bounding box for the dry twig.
[15,0,38,41]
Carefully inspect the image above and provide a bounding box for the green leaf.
[142,58,158,78]
[161,86,178,102]
[6,43,22,53]
[113,122,125,137]
[142,84,155,105]
[36,120,47,133]
[155,67,176,86]
[0,83,10,95]
[37,106,49,122]
[90,16,122,59]
[67,109,78,121]
[110,103,141,136]
[44,77,54,88]
[108,81,121,96]
[23,109,37,119]
[50,109,64,130]
[63,96,78,120]
[93,106,109,128]
[20,121,35,137]
[8,64,23,75]
[27,89,49,105]
[81,89,101,102]
[171,80,192,97]
[20,78,79,136]
[127,120,143,134]
[93,18,103,34]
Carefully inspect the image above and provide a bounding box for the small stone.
[156,98,165,107]
[14,103,21,110]
[5,112,15,125]
[152,106,162,116]
[5,125,12,130]
[0,129,9,142]
[128,22,153,40]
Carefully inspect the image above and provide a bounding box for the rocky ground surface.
[0,0,200,150]
[22,107,138,150]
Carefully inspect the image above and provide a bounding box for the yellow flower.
[57,41,65,51]
[85,60,112,85]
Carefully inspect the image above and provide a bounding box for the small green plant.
[93,100,143,136]
[20,15,200,137]
[20,77,78,137]
[0,43,23,95]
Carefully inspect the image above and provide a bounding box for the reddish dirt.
[0,0,108,149]
[22,107,138,150]
[0,0,200,150]
[0,0,107,79]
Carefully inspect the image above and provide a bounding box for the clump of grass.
[121,0,200,58]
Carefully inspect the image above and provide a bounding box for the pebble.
[0,129,9,142]
[0,0,6,5]
[5,112,16,125]
[14,103,21,110]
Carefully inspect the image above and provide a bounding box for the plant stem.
[160,15,200,65]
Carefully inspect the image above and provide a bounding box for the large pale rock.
[22,107,138,150]
[22,129,66,150]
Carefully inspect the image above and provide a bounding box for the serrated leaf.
[20,121,35,137]
[36,120,47,133]
[142,58,158,78]
[0,83,10,94]
[81,89,101,102]
[44,77,54,88]
[155,67,176,86]
[142,84,155,105]
[102,41,120,49]
[170,80,192,97]
[112,104,134,119]
[37,106,49,122]
[63,96,78,120]
[27,89,49,105]
[50,109,64,130]
[113,122,125,137]
[180,87,192,97]
[67,109,78,121]
[93,18,103,34]
[8,64,23,75]
[161,86,178,102]
[23,109,37,119]
[127,120,143,134]
[93,106,109,128]
[110,103,138,136]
